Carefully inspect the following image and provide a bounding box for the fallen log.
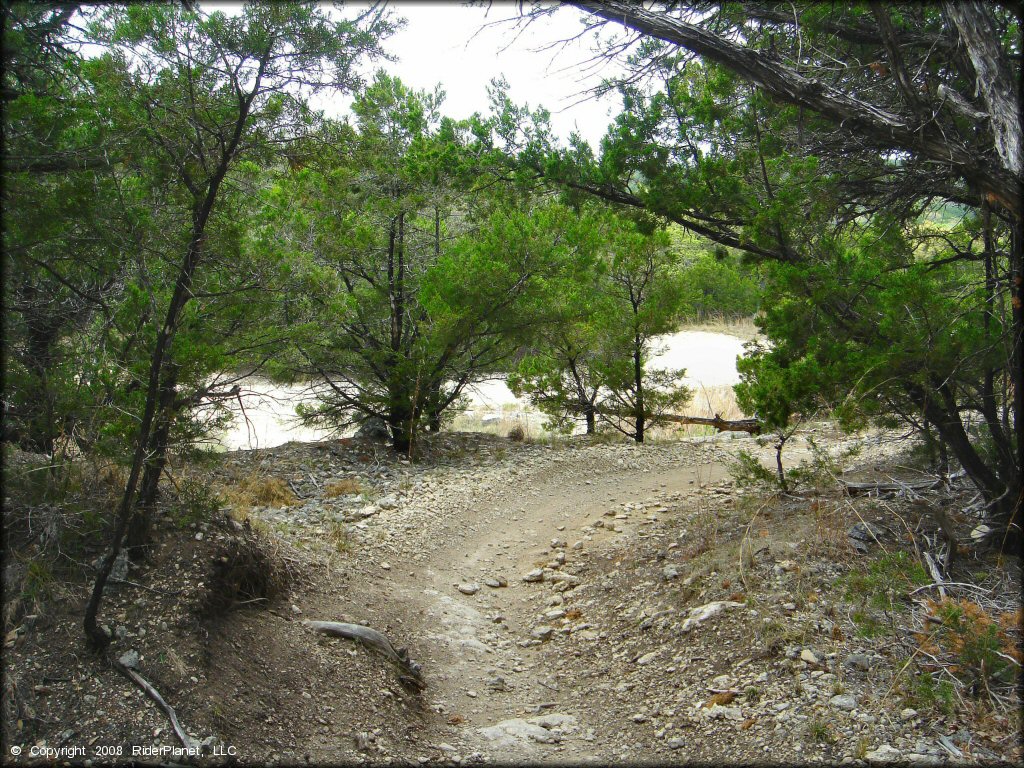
[656,414,761,434]
[842,478,941,496]
[591,406,761,434]
[304,620,425,690]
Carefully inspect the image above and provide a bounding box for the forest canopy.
[1,1,1020,653]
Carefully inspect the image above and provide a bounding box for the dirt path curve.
[356,442,734,763]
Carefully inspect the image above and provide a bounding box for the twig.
[922,551,946,598]
[113,660,195,750]
[909,581,992,596]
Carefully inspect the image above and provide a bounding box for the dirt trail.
[345,445,732,762]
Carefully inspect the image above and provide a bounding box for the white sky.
[368,2,621,148]
[201,1,624,149]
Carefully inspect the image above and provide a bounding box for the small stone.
[636,651,659,666]
[458,583,480,596]
[900,707,918,722]
[486,676,510,692]
[800,649,823,666]
[523,569,544,583]
[118,650,140,670]
[483,576,507,588]
[550,538,567,549]
[679,601,744,633]
[291,604,302,614]
[829,694,857,711]
[531,625,554,641]
[844,653,878,671]
[865,745,902,763]
[354,732,373,751]
[662,565,680,581]
[667,738,686,750]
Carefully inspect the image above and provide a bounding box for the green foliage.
[172,478,223,529]
[900,673,956,716]
[510,210,692,441]
[842,552,929,615]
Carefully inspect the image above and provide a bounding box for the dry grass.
[678,315,761,341]
[218,474,296,509]
[323,478,360,498]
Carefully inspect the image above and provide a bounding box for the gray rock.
[483,576,507,588]
[679,601,744,633]
[844,653,879,671]
[848,521,885,542]
[486,676,510,692]
[829,693,858,711]
[523,568,544,583]
[458,583,480,596]
[800,648,824,665]
[355,416,390,441]
[478,718,556,746]
[667,738,686,750]
[531,625,554,641]
[865,745,902,763]
[662,564,680,581]
[527,713,577,731]
[118,649,140,669]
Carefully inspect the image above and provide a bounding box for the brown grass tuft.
[218,474,295,509]
[323,478,361,498]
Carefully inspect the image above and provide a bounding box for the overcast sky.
[369,2,622,148]
[202,1,624,149]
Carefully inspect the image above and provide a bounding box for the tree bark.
[944,1,1023,177]
[633,335,645,443]
[570,0,1021,217]
[84,54,263,648]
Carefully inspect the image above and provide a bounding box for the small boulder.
[523,568,544,583]
[829,693,858,711]
[458,583,480,596]
[865,745,902,763]
[679,601,744,633]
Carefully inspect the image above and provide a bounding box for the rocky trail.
[3,430,1021,766]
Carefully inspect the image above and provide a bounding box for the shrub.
[916,599,1022,691]
[201,524,294,616]
[507,424,525,442]
[173,477,223,528]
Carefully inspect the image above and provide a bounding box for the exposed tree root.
[304,620,425,690]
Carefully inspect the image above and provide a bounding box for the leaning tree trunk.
[126,364,179,559]
[633,338,645,444]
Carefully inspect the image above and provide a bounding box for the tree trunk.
[584,406,596,435]
[775,435,789,492]
[633,337,644,443]
[126,364,179,559]
[944,1,1023,178]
